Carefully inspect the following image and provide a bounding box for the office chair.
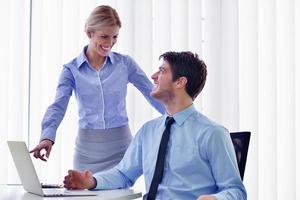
[230,131,251,181]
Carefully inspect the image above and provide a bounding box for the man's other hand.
[63,170,96,190]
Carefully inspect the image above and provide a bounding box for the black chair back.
[230,131,251,181]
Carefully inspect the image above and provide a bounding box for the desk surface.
[0,185,142,200]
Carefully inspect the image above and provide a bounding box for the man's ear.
[175,76,187,89]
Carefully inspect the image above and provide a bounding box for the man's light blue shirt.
[93,104,247,200]
[41,47,164,142]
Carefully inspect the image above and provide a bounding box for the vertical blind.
[0,0,30,184]
[0,0,299,199]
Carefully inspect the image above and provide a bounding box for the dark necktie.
[147,117,175,200]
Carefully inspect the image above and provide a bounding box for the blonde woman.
[30,5,164,173]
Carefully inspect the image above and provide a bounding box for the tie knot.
[165,117,175,127]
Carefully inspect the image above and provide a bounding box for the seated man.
[64,51,247,200]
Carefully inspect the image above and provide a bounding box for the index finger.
[29,146,39,153]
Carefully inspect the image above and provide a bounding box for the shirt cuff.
[40,127,57,143]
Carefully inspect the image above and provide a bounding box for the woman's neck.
[86,47,105,70]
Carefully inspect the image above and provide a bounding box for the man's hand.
[197,194,217,200]
[29,139,53,161]
[63,170,96,190]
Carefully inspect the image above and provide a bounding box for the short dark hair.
[159,51,207,100]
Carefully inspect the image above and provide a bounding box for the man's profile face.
[150,60,175,101]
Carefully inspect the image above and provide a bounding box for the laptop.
[7,141,97,197]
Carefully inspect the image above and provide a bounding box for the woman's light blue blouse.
[41,47,164,142]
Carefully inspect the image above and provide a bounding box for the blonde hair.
[85,5,121,32]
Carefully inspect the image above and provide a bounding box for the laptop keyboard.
[41,183,63,188]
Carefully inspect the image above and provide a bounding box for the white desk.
[0,185,142,200]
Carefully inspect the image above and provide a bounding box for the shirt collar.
[165,104,196,126]
[76,45,115,69]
